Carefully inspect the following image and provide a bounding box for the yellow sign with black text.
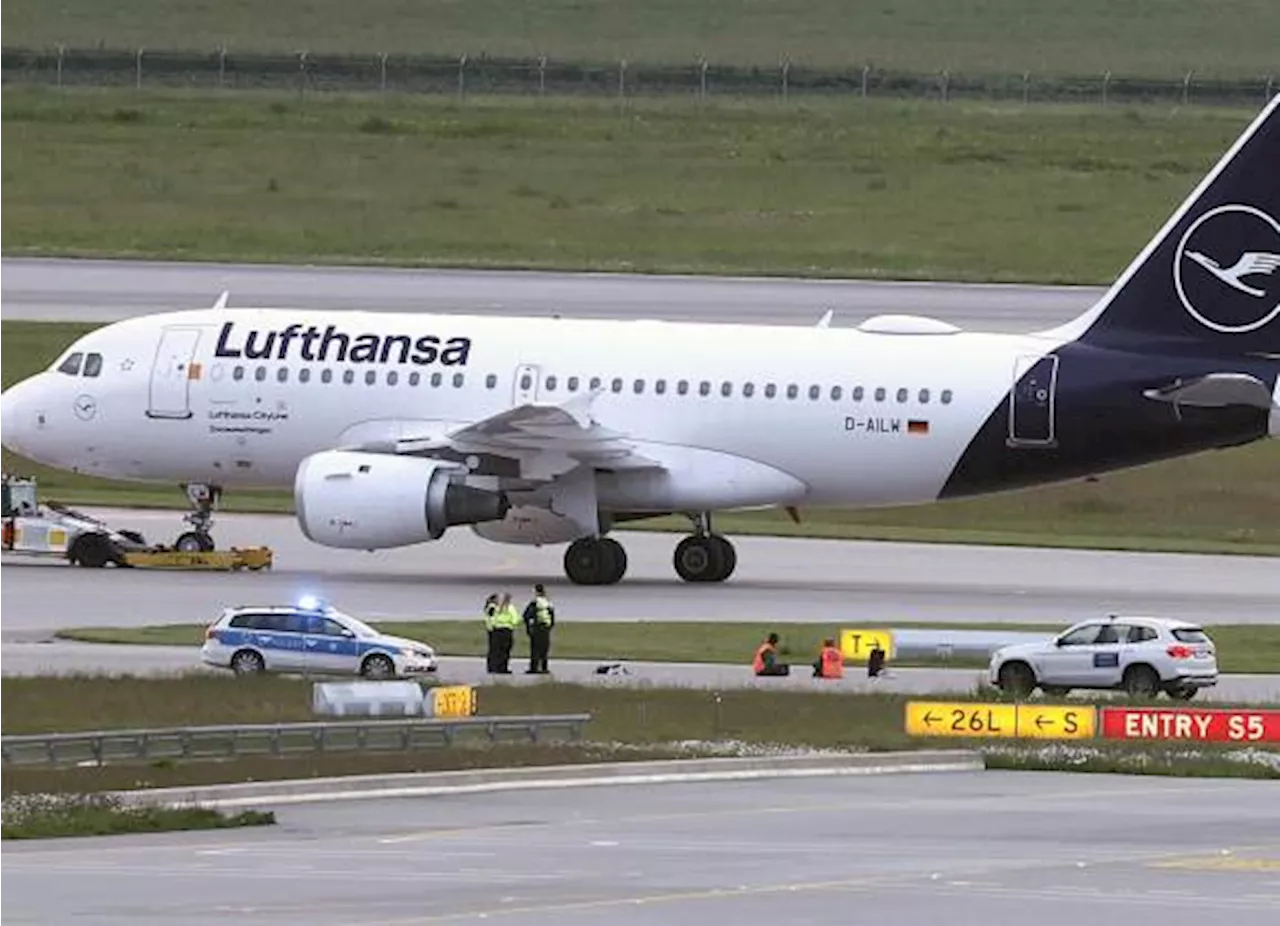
[905,701,1018,738]
[839,629,894,663]
[429,685,478,719]
[906,701,1098,740]
[1014,705,1096,740]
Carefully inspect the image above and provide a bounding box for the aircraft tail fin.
[1051,95,1280,357]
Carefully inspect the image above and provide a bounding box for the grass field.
[3,677,1274,794]
[5,0,1279,78]
[2,89,1261,284]
[1,792,274,839]
[55,620,1280,675]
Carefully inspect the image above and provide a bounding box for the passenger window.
[255,366,267,382]
[611,377,623,393]
[743,382,755,398]
[277,367,289,383]
[343,370,355,385]
[453,373,465,388]
[655,379,667,395]
[765,383,777,399]
[365,371,376,385]
[808,385,820,400]
[545,375,557,391]
[919,388,930,403]
[590,377,602,391]
[634,379,645,394]
[1128,625,1157,643]
[830,386,842,401]
[720,381,732,397]
[852,386,864,401]
[484,373,495,389]
[520,374,533,390]
[387,371,398,386]
[874,387,886,402]
[896,387,908,403]
[320,618,350,637]
[677,380,689,395]
[299,368,311,383]
[431,372,442,387]
[321,369,333,384]
[228,613,255,629]
[786,385,799,400]
[409,372,420,386]
[57,352,84,375]
[234,365,246,381]
[83,353,103,377]
[941,389,953,404]
[1057,625,1102,646]
[567,376,580,392]
[699,381,711,396]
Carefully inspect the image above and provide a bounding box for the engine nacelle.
[295,450,510,549]
[471,506,592,546]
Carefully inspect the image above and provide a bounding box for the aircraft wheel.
[564,537,627,585]
[175,531,214,552]
[674,535,727,583]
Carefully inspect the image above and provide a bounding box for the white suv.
[989,616,1218,700]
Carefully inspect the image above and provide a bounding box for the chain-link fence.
[3,46,1276,106]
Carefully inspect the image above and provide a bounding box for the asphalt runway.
[4,772,1278,925]
[2,509,1277,632]
[1,257,1102,330]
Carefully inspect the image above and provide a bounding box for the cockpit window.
[83,353,103,377]
[57,352,84,375]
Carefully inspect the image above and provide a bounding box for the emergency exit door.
[1008,353,1058,447]
[147,327,202,419]
[513,364,541,404]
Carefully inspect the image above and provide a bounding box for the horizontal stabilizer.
[1142,372,1277,409]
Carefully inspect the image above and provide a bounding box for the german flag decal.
[907,419,930,435]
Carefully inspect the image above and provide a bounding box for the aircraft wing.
[1142,372,1277,410]
[354,392,665,481]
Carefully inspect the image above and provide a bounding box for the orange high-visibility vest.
[820,646,844,678]
[752,642,775,673]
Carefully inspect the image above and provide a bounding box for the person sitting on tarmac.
[752,632,790,677]
[812,638,845,679]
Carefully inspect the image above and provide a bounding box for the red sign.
[1101,707,1280,743]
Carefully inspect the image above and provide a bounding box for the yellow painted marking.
[839,628,893,663]
[1151,856,1280,872]
[905,701,1018,738]
[428,685,477,719]
[1015,705,1097,740]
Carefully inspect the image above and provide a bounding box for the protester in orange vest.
[752,633,790,676]
[812,638,845,678]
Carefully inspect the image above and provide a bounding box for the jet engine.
[294,450,509,549]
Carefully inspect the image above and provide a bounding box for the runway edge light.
[840,628,893,663]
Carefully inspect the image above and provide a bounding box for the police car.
[201,597,438,678]
[989,615,1218,700]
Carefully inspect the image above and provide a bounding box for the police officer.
[492,593,519,673]
[522,583,555,674]
[482,593,500,672]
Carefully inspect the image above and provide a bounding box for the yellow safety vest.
[483,603,498,631]
[533,596,553,626]
[494,604,520,630]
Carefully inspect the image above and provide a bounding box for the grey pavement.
[3,771,1277,925]
[0,256,1103,329]
[3,509,1278,633]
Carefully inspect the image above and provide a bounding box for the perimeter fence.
[4,46,1277,107]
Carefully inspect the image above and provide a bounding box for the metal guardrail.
[1,713,593,768]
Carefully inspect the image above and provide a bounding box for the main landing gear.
[174,483,221,552]
[560,512,737,586]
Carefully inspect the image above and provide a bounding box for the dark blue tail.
[1054,95,1280,357]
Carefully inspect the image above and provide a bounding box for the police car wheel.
[362,654,395,679]
[231,649,265,675]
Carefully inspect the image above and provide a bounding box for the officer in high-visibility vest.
[491,593,520,673]
[482,593,500,672]
[522,583,555,674]
[812,638,845,679]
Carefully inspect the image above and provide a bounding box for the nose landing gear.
[174,483,221,552]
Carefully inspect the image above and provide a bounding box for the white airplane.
[4,96,1279,586]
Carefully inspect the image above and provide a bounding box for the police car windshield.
[327,609,379,637]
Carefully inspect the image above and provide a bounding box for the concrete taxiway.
[4,771,1277,925]
[3,509,1278,633]
[1,256,1103,329]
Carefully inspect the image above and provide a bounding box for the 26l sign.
[1102,707,1280,743]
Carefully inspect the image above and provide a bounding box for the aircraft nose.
[1,378,39,456]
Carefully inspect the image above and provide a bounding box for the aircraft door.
[147,326,203,420]
[513,364,541,404]
[1008,353,1058,447]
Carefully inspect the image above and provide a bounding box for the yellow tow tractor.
[1,474,272,571]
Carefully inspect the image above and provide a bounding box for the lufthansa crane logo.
[1174,204,1280,333]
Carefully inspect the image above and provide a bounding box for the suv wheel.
[997,661,1036,697]
[1123,664,1160,699]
